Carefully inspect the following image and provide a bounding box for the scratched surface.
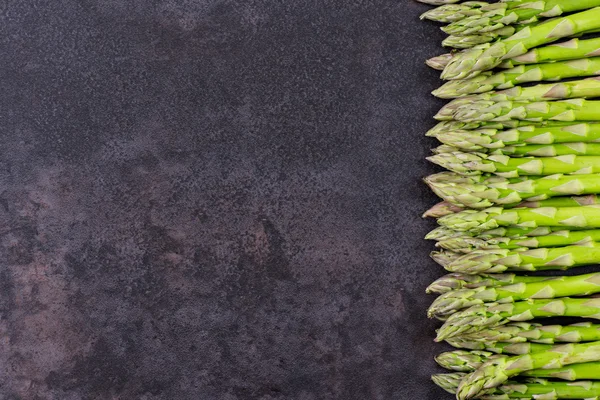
[0,1,450,399]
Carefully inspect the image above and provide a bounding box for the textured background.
[0,1,452,399]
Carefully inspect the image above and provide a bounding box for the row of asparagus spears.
[417,0,600,399]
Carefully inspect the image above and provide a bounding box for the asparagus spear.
[434,123,600,152]
[446,338,554,353]
[433,373,467,394]
[442,7,600,80]
[518,194,600,207]
[429,37,600,72]
[426,120,574,139]
[443,342,552,357]
[436,298,600,340]
[500,37,600,68]
[427,273,561,294]
[486,379,600,399]
[435,142,600,157]
[438,227,600,253]
[435,58,600,98]
[426,225,559,241]
[428,152,600,177]
[429,272,600,318]
[449,321,600,345]
[435,369,600,393]
[443,99,600,123]
[437,79,600,120]
[425,172,600,208]
[443,0,600,36]
[437,205,600,233]
[420,2,489,22]
[426,52,455,70]
[456,341,600,399]
[417,0,462,7]
[426,195,600,223]
[437,350,503,372]
[430,250,462,268]
[443,26,521,49]
[423,201,465,218]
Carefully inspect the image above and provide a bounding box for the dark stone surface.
[1,1,452,399]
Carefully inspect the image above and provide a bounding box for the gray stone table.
[0,1,450,398]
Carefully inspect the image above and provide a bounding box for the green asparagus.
[434,58,600,98]
[437,205,600,233]
[429,272,600,318]
[443,99,600,123]
[442,7,600,80]
[422,201,464,218]
[446,338,554,353]
[436,142,600,157]
[417,0,463,8]
[437,350,503,372]
[426,225,560,241]
[436,298,600,341]
[426,195,600,223]
[427,273,559,294]
[450,322,600,345]
[443,26,520,49]
[434,123,600,152]
[428,152,600,177]
[435,370,600,394]
[438,227,600,253]
[500,37,600,68]
[437,79,600,120]
[426,172,600,208]
[443,0,600,36]
[426,53,454,70]
[426,120,574,139]
[420,2,489,22]
[456,341,600,399]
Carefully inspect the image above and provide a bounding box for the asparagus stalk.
[443,26,521,49]
[435,142,600,157]
[426,52,454,70]
[420,2,490,22]
[427,195,600,222]
[435,58,600,98]
[437,227,600,253]
[485,379,600,399]
[442,7,600,80]
[437,79,600,120]
[433,373,467,394]
[435,369,600,394]
[428,152,600,177]
[518,194,600,207]
[437,205,600,233]
[417,0,463,7]
[500,37,600,68]
[437,350,503,372]
[456,341,600,399]
[426,172,600,208]
[443,342,552,357]
[450,322,600,345]
[436,298,600,341]
[427,273,561,294]
[446,338,554,353]
[443,0,600,36]
[426,120,574,139]
[429,272,600,318]
[429,37,600,72]
[426,225,560,241]
[433,123,600,152]
[423,201,465,218]
[442,99,600,123]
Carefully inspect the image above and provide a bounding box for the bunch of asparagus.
[417,0,600,398]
